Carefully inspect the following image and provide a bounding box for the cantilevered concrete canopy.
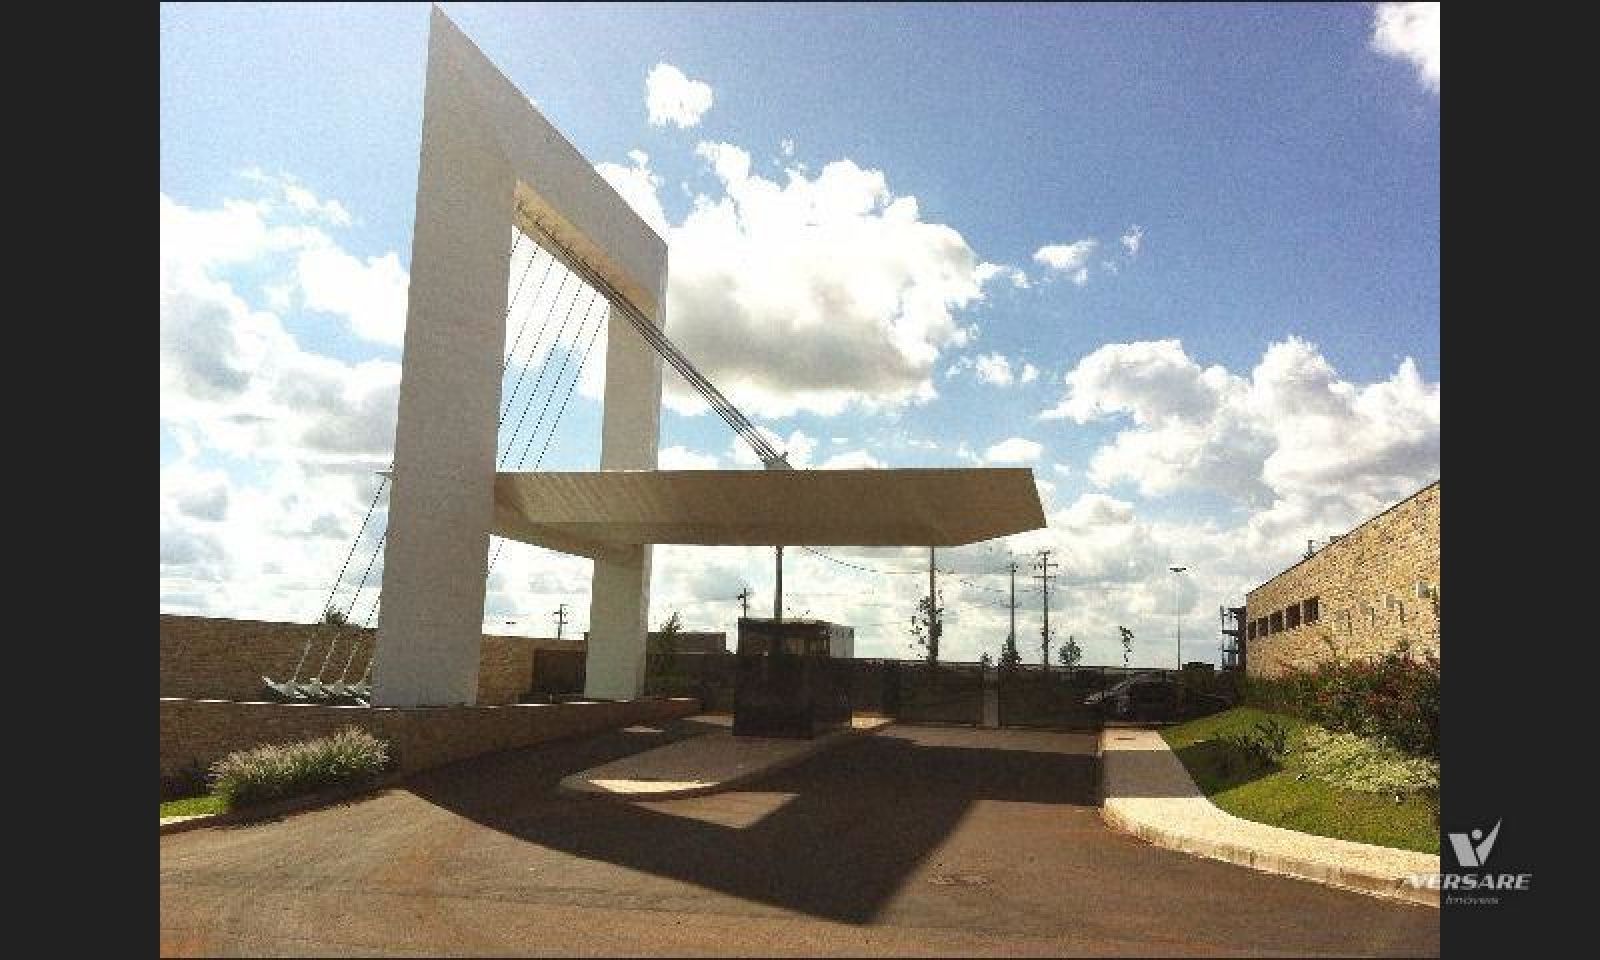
[490,468,1046,561]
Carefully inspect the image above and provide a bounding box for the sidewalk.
[560,714,892,800]
[1098,727,1440,907]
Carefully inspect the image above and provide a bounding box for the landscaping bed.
[160,726,391,822]
[1162,706,1439,854]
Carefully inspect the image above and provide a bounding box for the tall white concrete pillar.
[584,302,666,701]
[371,13,513,707]
[372,7,667,706]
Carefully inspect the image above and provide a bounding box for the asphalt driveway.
[160,719,1438,956]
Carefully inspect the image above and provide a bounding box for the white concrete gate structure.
[372,7,1048,710]
[373,7,667,707]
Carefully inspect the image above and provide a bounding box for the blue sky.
[160,3,1439,666]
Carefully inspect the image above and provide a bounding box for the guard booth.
[733,618,853,738]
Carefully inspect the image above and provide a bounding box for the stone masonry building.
[1244,481,1439,676]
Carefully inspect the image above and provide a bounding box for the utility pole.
[553,603,569,641]
[736,585,751,619]
[1170,565,1188,669]
[926,546,940,662]
[1007,558,1018,654]
[1035,550,1057,668]
[774,545,784,621]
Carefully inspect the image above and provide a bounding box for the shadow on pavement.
[405,723,1097,925]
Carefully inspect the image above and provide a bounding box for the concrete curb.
[560,719,891,801]
[1098,729,1440,908]
[160,774,403,836]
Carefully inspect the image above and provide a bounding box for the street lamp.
[1169,566,1188,670]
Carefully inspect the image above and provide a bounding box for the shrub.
[1244,650,1438,759]
[209,726,390,808]
[1291,726,1439,798]
[1222,717,1291,770]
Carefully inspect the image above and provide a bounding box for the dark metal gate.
[642,655,1236,729]
[995,665,1239,729]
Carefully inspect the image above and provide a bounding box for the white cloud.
[1371,2,1440,92]
[162,184,411,622]
[819,449,884,469]
[976,261,1030,289]
[729,427,818,469]
[659,445,721,469]
[162,178,408,348]
[1042,339,1225,426]
[983,437,1043,463]
[1120,225,1144,257]
[1071,268,1089,287]
[1040,337,1440,556]
[595,149,669,236]
[780,138,795,157]
[946,352,1037,389]
[1033,239,1098,272]
[295,246,409,346]
[646,62,715,128]
[608,141,991,418]
[242,169,352,226]
[974,352,1015,387]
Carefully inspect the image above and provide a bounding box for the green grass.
[160,794,227,819]
[1162,706,1439,854]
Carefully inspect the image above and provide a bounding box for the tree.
[998,628,1023,672]
[322,607,350,627]
[978,651,993,669]
[1119,626,1134,667]
[910,591,944,664]
[656,610,684,655]
[1058,634,1082,672]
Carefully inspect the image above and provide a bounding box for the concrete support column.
[584,301,665,700]
[371,20,512,707]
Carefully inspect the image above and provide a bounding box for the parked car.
[1085,673,1179,721]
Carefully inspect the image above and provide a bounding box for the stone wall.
[159,614,577,705]
[1245,481,1440,677]
[160,696,698,783]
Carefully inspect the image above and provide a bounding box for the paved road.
[161,720,1439,956]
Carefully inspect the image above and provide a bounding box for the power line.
[799,546,925,575]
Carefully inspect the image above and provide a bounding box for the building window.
[1269,611,1284,634]
[1246,620,1256,641]
[1286,604,1302,629]
[1304,596,1319,623]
